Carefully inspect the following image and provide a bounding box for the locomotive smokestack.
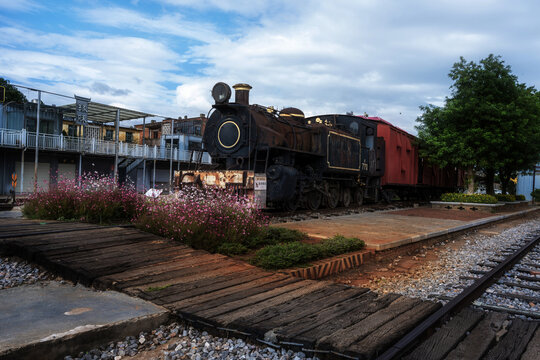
[233,83,252,105]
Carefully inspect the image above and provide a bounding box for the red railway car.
[360,116,464,200]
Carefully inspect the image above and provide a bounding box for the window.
[105,129,113,140]
[68,125,78,137]
[125,132,133,143]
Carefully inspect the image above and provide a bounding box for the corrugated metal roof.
[60,102,154,123]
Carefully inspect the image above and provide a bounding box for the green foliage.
[245,226,307,248]
[251,242,319,269]
[515,194,526,201]
[146,284,172,292]
[251,235,365,270]
[317,235,366,258]
[216,242,248,256]
[0,78,27,103]
[495,194,516,202]
[532,189,540,202]
[440,193,498,204]
[416,55,540,195]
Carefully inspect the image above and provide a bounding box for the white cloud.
[79,7,222,43]
[3,0,540,134]
[0,0,41,11]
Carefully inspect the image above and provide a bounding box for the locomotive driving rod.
[376,232,540,360]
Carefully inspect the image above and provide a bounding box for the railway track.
[377,228,540,360]
[267,201,425,222]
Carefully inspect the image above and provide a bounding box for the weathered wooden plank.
[176,275,299,314]
[148,271,274,304]
[3,226,125,244]
[274,290,379,345]
[348,300,441,359]
[301,293,401,347]
[48,238,172,264]
[482,318,538,360]
[520,326,540,360]
[113,258,247,290]
[403,307,485,360]
[317,296,422,352]
[213,281,329,326]
[197,280,324,320]
[227,285,362,337]
[100,253,231,289]
[29,229,148,250]
[444,311,509,360]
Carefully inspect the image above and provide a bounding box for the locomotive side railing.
[0,128,212,164]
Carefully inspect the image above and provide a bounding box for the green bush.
[317,235,365,258]
[251,241,319,269]
[251,235,365,269]
[245,227,307,248]
[216,242,249,256]
[532,189,540,202]
[515,194,526,201]
[440,193,498,204]
[495,194,516,202]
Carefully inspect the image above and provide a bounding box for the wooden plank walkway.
[1,218,537,359]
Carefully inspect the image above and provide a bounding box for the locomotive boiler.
[182,82,381,210]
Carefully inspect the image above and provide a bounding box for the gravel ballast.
[0,256,51,289]
[363,219,540,308]
[65,322,319,360]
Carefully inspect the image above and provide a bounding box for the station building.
[0,98,211,196]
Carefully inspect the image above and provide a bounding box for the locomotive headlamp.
[212,82,232,104]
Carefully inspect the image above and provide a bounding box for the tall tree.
[0,78,27,104]
[416,55,540,194]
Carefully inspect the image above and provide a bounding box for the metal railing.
[0,128,212,164]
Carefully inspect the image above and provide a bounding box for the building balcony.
[0,128,212,164]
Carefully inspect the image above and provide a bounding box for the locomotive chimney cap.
[232,83,252,91]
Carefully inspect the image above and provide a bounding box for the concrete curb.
[0,310,170,360]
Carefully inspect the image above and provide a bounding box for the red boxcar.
[360,116,464,198]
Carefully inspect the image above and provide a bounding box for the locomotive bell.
[233,83,252,105]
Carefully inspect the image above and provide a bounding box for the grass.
[146,284,172,292]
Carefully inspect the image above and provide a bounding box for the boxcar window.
[365,135,374,149]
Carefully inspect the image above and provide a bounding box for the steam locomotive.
[180,82,462,210]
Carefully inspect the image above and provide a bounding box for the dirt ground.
[326,211,540,288]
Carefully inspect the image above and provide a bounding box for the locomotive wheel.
[354,188,364,206]
[326,187,339,209]
[305,191,322,210]
[341,188,351,208]
[282,197,299,212]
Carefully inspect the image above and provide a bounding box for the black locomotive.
[202,82,382,210]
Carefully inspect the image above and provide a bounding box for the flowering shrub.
[23,173,144,224]
[134,186,267,252]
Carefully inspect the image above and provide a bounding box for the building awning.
[60,102,155,123]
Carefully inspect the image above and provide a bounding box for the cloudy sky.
[1,0,539,133]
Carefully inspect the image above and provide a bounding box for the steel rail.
[376,232,540,360]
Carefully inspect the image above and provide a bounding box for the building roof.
[60,102,154,123]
